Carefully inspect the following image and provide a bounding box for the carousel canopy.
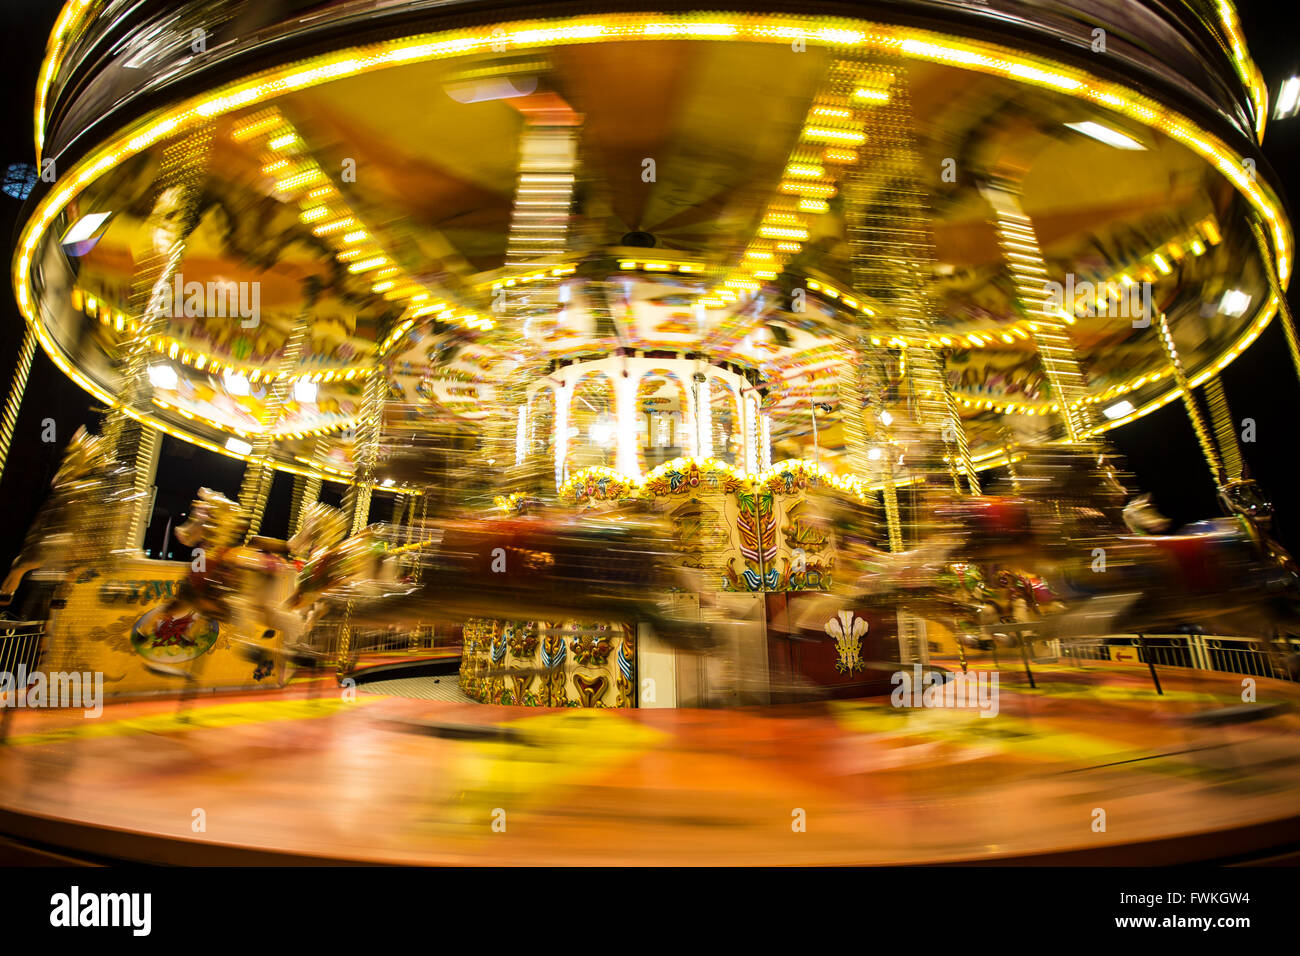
[14,2,1289,485]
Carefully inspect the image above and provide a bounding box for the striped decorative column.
[981,181,1094,443]
[1203,376,1244,483]
[105,126,214,552]
[1249,220,1300,388]
[837,343,870,480]
[288,474,307,535]
[122,424,160,551]
[239,320,311,540]
[1156,312,1224,484]
[294,436,329,535]
[845,60,976,494]
[0,327,38,488]
[335,364,386,676]
[237,456,276,541]
[348,369,386,535]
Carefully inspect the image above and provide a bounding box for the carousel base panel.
[1,662,1299,865]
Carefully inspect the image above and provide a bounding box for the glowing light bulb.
[147,364,177,389]
[224,370,250,395]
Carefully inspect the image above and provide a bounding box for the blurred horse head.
[288,502,349,560]
[174,488,248,549]
[1219,478,1274,528]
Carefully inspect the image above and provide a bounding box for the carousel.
[3,0,1298,715]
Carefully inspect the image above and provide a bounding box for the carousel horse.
[812,445,1300,649]
[329,500,718,650]
[1,427,117,604]
[750,481,996,646]
[285,502,391,627]
[1097,477,1300,637]
[941,451,1300,642]
[1215,477,1299,580]
[217,501,387,687]
[1122,493,1171,534]
[790,481,1028,634]
[160,488,299,643]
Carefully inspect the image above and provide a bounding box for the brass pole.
[294,435,328,535]
[1203,376,1244,482]
[837,347,869,478]
[122,424,160,550]
[1155,312,1224,483]
[106,126,213,551]
[336,369,386,676]
[982,182,1094,442]
[1000,428,1022,494]
[881,468,904,554]
[238,458,276,541]
[288,473,306,534]
[845,61,973,493]
[1248,219,1300,388]
[349,370,386,535]
[940,356,979,494]
[241,321,312,541]
[0,327,38,487]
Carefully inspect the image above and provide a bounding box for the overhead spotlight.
[1219,289,1252,317]
[223,370,250,395]
[147,364,178,389]
[879,410,893,425]
[1103,400,1136,420]
[444,75,539,104]
[1275,76,1300,119]
[1064,121,1146,150]
[867,447,883,461]
[61,211,113,256]
[293,379,318,403]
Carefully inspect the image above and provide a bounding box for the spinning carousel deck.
[1,663,1298,865]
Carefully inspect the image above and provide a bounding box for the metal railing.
[1055,634,1296,682]
[0,618,46,678]
[2,610,452,681]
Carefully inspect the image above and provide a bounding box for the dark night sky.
[1,0,1298,562]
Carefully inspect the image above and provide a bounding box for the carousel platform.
[1,661,1299,865]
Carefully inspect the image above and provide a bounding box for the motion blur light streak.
[1063,120,1147,150]
[0,0,1298,872]
[145,365,177,390]
[1274,75,1300,119]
